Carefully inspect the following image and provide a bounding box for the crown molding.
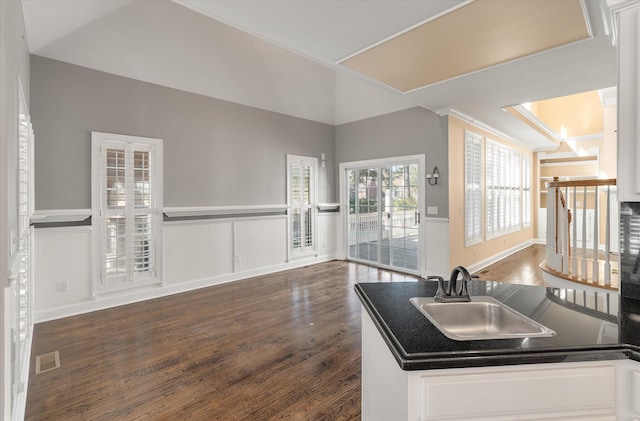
[598,87,617,107]
[604,0,640,46]
[606,0,640,12]
[507,105,561,145]
[435,107,532,150]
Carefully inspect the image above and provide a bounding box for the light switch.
[427,206,438,215]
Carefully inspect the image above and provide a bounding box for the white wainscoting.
[317,212,339,257]
[34,211,339,322]
[234,217,288,272]
[34,226,93,311]
[163,220,234,285]
[425,217,450,277]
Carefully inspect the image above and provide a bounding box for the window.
[464,131,482,246]
[522,157,532,228]
[486,139,521,239]
[92,132,163,293]
[13,77,33,399]
[287,155,317,257]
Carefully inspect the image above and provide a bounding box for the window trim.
[286,154,318,259]
[91,131,163,296]
[485,138,522,240]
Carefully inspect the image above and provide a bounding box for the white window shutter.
[464,131,482,246]
[523,157,532,228]
[92,132,162,294]
[287,155,317,257]
[486,139,522,239]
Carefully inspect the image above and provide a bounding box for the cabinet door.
[417,364,616,420]
[632,368,640,419]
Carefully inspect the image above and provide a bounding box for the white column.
[592,186,599,285]
[605,185,612,286]
[613,0,640,201]
[572,186,578,277]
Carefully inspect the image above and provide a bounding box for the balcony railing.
[348,212,416,243]
[544,177,618,291]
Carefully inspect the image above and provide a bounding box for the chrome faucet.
[428,266,476,302]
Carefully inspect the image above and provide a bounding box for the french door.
[345,157,424,274]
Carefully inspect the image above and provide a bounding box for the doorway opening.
[342,155,424,275]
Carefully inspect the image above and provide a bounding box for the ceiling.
[21,0,618,151]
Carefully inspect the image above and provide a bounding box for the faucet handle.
[427,276,447,301]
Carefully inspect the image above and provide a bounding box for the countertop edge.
[355,284,410,368]
[356,283,639,371]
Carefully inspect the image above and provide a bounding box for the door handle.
[415,211,420,224]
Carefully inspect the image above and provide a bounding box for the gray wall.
[31,55,336,209]
[335,107,449,217]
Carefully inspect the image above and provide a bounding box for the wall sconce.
[426,166,439,185]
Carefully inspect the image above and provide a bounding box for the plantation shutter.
[464,131,482,246]
[93,132,162,292]
[486,139,522,238]
[523,157,532,228]
[288,155,316,256]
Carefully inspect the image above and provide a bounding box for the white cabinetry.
[617,360,640,421]
[414,365,615,420]
[362,308,640,421]
[616,2,640,202]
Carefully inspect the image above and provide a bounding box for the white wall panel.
[34,227,92,310]
[234,217,287,272]
[425,218,449,276]
[317,212,339,257]
[163,220,233,285]
[34,211,335,321]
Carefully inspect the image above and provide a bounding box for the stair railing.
[545,177,617,289]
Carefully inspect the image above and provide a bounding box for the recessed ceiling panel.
[340,0,591,92]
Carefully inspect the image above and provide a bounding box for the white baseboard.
[465,239,538,274]
[11,324,33,421]
[34,253,337,323]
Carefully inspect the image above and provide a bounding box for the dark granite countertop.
[355,280,640,370]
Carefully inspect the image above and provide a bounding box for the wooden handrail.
[547,178,616,188]
[544,176,618,290]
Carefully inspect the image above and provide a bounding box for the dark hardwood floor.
[25,261,415,420]
[473,243,547,287]
[25,248,546,420]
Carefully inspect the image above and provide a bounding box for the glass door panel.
[348,168,380,264]
[346,161,420,274]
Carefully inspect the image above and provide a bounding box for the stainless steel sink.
[410,296,556,341]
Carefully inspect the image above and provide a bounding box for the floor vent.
[36,351,60,374]
[478,270,490,275]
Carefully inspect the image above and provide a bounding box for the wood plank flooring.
[25,261,415,420]
[25,249,546,420]
[472,243,547,287]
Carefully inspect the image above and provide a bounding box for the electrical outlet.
[56,280,69,293]
[235,254,241,264]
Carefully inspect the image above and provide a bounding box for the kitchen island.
[356,280,640,420]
